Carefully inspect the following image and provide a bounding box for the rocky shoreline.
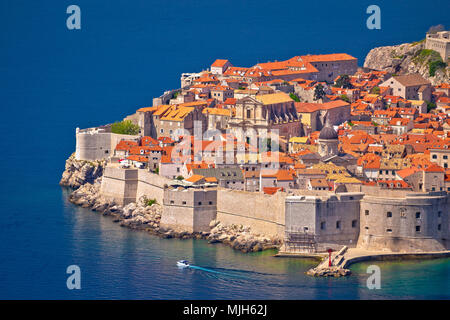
[60,153,106,189]
[61,156,282,254]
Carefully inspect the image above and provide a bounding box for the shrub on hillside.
[111,120,140,135]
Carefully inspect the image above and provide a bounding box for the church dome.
[319,125,338,140]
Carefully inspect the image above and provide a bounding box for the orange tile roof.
[185,174,205,183]
[301,53,357,62]
[396,167,419,179]
[263,187,284,195]
[295,102,321,113]
[321,100,350,109]
[423,164,445,172]
[137,106,158,113]
[377,180,411,189]
[261,169,295,181]
[211,59,230,68]
[202,108,231,116]
[127,155,148,163]
[141,136,158,146]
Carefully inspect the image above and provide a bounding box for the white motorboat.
[177,260,190,268]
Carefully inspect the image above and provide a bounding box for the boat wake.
[186,265,275,281]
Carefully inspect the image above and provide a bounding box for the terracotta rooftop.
[392,74,430,87]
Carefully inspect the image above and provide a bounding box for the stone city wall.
[161,188,217,233]
[216,189,286,239]
[359,191,449,252]
[100,166,171,205]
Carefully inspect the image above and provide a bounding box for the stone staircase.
[306,246,351,277]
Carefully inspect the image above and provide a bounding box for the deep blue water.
[0,0,449,299]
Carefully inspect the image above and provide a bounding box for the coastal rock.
[60,154,106,189]
[364,40,449,85]
[306,266,351,277]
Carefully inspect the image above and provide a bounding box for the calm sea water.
[0,1,449,299]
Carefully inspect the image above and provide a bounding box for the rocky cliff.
[60,154,106,189]
[364,40,449,85]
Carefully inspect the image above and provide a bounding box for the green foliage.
[289,92,300,102]
[154,167,159,174]
[429,60,446,76]
[238,86,246,90]
[413,49,441,64]
[347,121,354,127]
[370,86,380,94]
[334,75,353,89]
[314,84,326,101]
[143,196,157,206]
[173,91,179,99]
[412,49,447,77]
[340,94,350,103]
[410,39,425,46]
[176,175,184,180]
[372,121,379,127]
[426,101,437,113]
[111,120,140,135]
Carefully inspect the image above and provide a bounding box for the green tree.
[340,94,350,103]
[426,101,437,113]
[289,92,300,102]
[314,84,326,101]
[371,86,380,94]
[111,120,140,135]
[334,75,353,89]
[176,175,184,180]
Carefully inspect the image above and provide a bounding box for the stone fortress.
[425,30,450,61]
[94,159,449,254]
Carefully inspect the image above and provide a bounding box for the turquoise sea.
[0,0,449,299]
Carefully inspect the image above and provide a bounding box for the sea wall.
[99,165,286,239]
[100,166,171,205]
[161,187,217,233]
[216,189,286,239]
